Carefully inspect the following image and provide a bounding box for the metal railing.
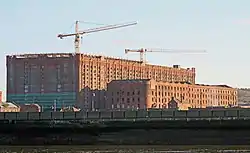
[1,108,250,121]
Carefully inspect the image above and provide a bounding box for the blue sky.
[1,0,250,99]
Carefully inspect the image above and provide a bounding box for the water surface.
[1,146,250,153]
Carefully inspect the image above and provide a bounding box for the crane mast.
[75,21,80,54]
[125,48,207,63]
[58,21,137,53]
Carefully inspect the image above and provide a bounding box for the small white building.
[0,102,20,112]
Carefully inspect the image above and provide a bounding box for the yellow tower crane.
[58,21,138,53]
[125,48,207,64]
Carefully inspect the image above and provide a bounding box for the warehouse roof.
[109,79,233,88]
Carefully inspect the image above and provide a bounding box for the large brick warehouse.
[6,53,196,110]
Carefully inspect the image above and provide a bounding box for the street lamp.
[92,92,95,111]
[52,99,57,112]
[104,95,107,110]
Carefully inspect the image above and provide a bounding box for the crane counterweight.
[58,34,63,39]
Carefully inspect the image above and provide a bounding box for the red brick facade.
[76,54,196,110]
[107,79,238,110]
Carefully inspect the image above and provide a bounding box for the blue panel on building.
[7,92,77,110]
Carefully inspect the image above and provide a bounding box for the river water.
[1,146,250,153]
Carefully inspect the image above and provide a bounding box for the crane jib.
[57,20,138,53]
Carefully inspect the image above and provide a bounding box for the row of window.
[154,85,235,94]
[82,69,192,79]
[151,91,235,100]
[111,90,141,96]
[110,104,143,109]
[111,97,141,103]
[151,97,236,105]
[81,70,191,80]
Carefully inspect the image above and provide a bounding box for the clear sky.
[1,0,250,100]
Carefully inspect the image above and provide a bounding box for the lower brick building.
[237,88,250,105]
[106,79,238,109]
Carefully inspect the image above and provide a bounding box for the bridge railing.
[1,108,250,121]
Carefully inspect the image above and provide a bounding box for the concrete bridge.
[0,108,250,121]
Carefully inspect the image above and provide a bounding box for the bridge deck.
[0,108,250,121]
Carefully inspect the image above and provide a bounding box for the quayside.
[1,119,250,145]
